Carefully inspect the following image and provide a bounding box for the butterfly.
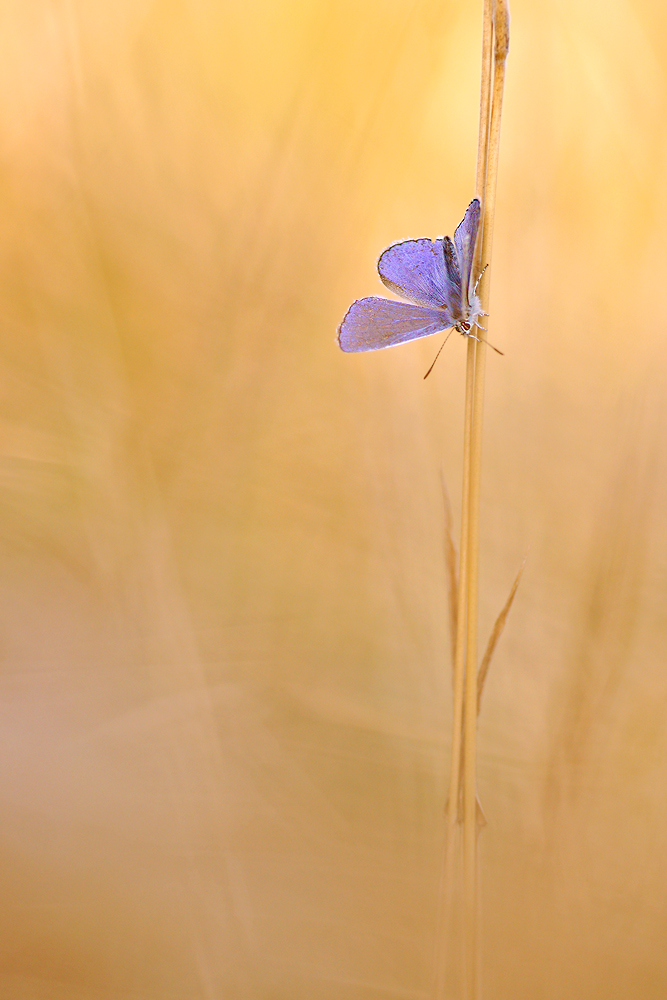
[338,199,497,359]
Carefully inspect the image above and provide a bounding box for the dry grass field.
[0,1,666,997]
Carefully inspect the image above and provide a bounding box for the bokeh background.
[1,0,666,997]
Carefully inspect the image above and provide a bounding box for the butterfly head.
[455,291,486,337]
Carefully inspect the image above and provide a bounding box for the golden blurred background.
[0,0,666,997]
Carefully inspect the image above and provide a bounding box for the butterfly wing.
[442,236,463,320]
[453,199,481,303]
[377,239,455,308]
[338,297,452,353]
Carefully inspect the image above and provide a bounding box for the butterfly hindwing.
[338,297,452,353]
[442,237,463,320]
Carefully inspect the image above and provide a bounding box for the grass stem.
[441,1,509,997]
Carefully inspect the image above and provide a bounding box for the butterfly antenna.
[472,263,488,294]
[424,328,455,379]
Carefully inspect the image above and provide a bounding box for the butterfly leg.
[465,331,504,356]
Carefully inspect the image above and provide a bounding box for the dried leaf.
[477,553,527,714]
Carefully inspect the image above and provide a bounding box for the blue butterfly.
[338,199,496,356]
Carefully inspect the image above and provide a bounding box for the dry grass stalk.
[442,478,459,670]
[457,1,510,997]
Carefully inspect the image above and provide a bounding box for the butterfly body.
[338,199,485,353]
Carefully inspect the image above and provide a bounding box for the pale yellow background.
[0,1,666,998]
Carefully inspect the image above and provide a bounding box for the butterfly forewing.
[338,297,452,353]
[453,199,481,303]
